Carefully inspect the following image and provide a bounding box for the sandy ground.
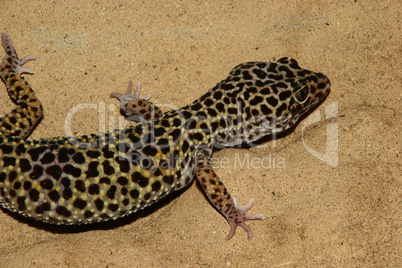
[0,1,400,267]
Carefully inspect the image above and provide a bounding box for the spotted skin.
[0,32,330,240]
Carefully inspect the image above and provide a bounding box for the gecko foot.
[2,31,36,75]
[225,197,265,240]
[110,79,163,121]
[110,79,151,102]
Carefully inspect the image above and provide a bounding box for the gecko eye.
[295,86,309,103]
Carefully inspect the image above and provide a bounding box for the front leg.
[195,148,265,240]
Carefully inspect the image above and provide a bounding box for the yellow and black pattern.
[0,32,330,240]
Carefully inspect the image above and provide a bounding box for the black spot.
[184,119,197,130]
[73,198,87,209]
[48,190,60,202]
[297,69,312,77]
[213,91,223,100]
[278,65,295,78]
[266,96,278,107]
[227,107,238,115]
[250,96,264,106]
[181,111,192,120]
[74,180,86,192]
[279,90,292,101]
[242,71,253,80]
[128,133,140,144]
[204,98,214,106]
[252,68,267,79]
[181,140,190,153]
[107,185,117,199]
[115,156,130,173]
[84,211,94,218]
[88,184,100,195]
[56,206,72,217]
[276,103,287,117]
[192,133,204,141]
[46,165,62,180]
[30,165,44,180]
[15,144,27,155]
[156,139,170,154]
[117,176,128,186]
[3,157,16,167]
[317,82,326,89]
[85,161,99,178]
[60,177,71,188]
[27,147,46,161]
[191,102,202,111]
[268,73,283,81]
[19,158,32,172]
[169,129,182,142]
[95,198,104,211]
[220,83,235,90]
[207,108,217,117]
[0,144,13,154]
[216,102,225,112]
[172,118,182,127]
[130,189,139,199]
[143,145,158,156]
[100,177,111,184]
[29,189,40,202]
[23,180,32,190]
[154,127,166,137]
[8,171,17,182]
[197,111,209,120]
[35,202,51,214]
[160,119,170,127]
[260,87,271,95]
[131,172,149,187]
[40,179,54,190]
[86,150,101,158]
[40,152,55,164]
[72,152,86,164]
[260,104,272,115]
[151,181,161,192]
[121,187,128,196]
[17,196,26,210]
[9,189,16,197]
[108,203,119,212]
[63,188,73,200]
[13,181,22,190]
[57,148,71,163]
[100,160,114,175]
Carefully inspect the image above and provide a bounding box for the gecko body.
[0,32,330,239]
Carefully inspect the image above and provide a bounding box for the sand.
[0,1,400,267]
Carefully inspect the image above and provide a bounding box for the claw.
[225,196,265,240]
[110,79,150,102]
[2,31,36,75]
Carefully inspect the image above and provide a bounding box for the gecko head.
[210,57,330,146]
